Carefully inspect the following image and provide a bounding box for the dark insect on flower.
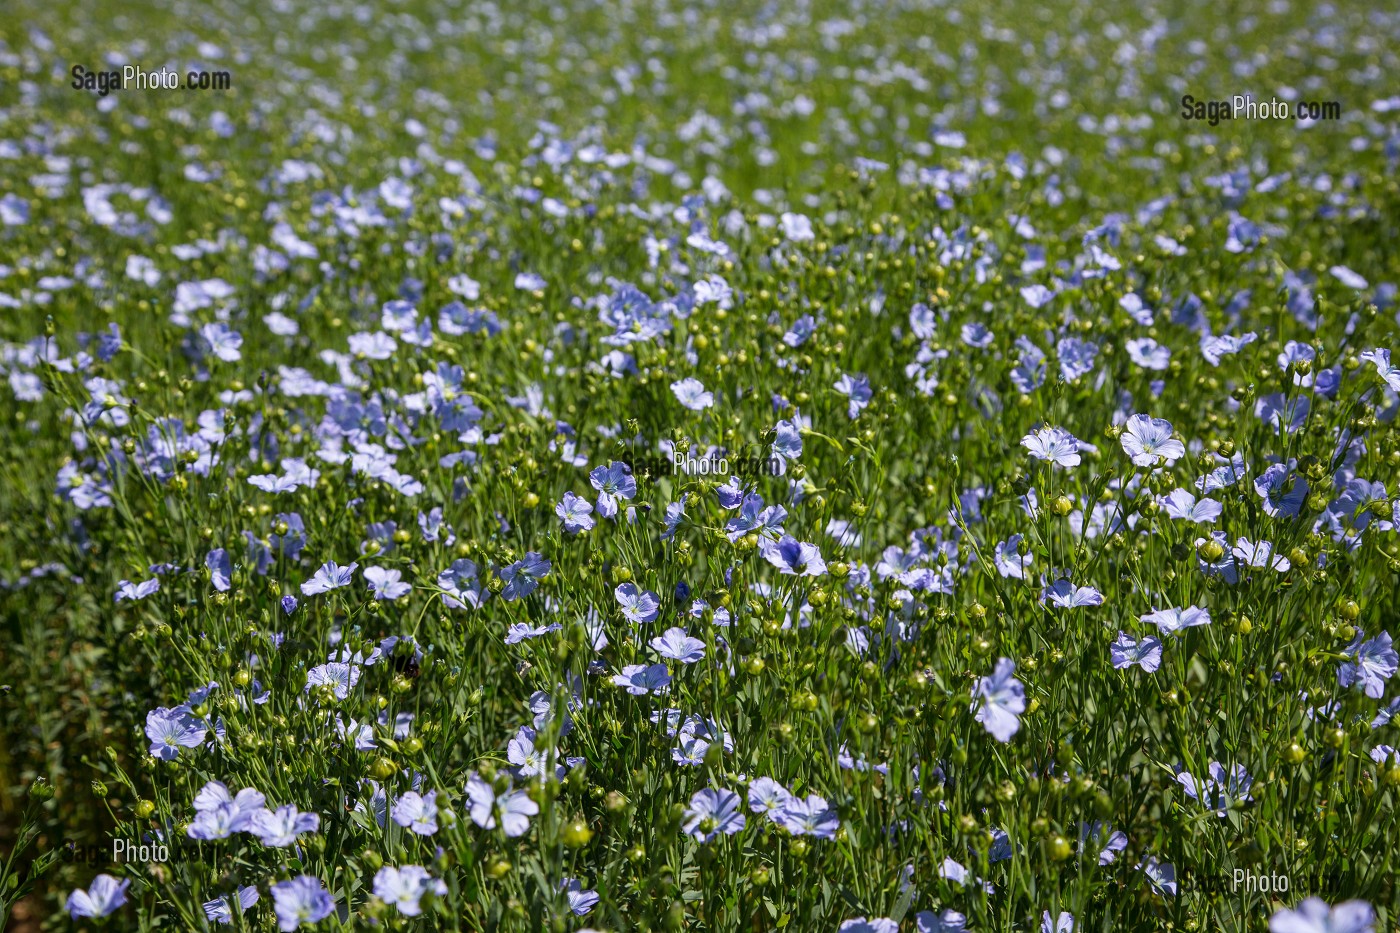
[391,652,421,679]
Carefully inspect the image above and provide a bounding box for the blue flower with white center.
[199,322,243,362]
[437,558,482,609]
[726,494,787,542]
[560,878,600,916]
[465,771,538,837]
[1232,538,1291,573]
[1109,632,1163,672]
[650,627,705,663]
[505,622,562,645]
[67,874,129,919]
[1126,337,1171,370]
[777,793,839,838]
[1056,337,1099,382]
[1021,425,1083,467]
[748,777,792,821]
[993,535,1032,579]
[555,491,595,534]
[972,658,1025,742]
[1141,605,1210,635]
[960,322,994,348]
[373,865,446,917]
[615,582,660,624]
[116,577,161,602]
[612,663,671,695]
[779,212,813,241]
[301,560,357,596]
[1160,488,1222,523]
[758,534,825,576]
[251,804,321,846]
[203,886,259,924]
[508,726,556,779]
[145,705,206,760]
[271,876,335,931]
[840,918,899,933]
[683,787,746,841]
[1268,897,1375,933]
[771,419,804,470]
[588,461,636,519]
[670,376,714,410]
[660,494,686,540]
[1175,761,1252,817]
[305,662,360,700]
[390,790,439,836]
[1360,348,1400,393]
[499,552,550,601]
[1339,632,1397,699]
[1120,414,1184,466]
[206,548,232,591]
[833,373,873,419]
[1043,580,1103,609]
[1139,857,1176,897]
[363,566,411,600]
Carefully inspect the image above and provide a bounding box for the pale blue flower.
[1141,605,1211,635]
[1269,897,1375,933]
[203,886,259,924]
[374,865,446,917]
[1021,426,1083,467]
[251,804,321,846]
[1109,632,1163,672]
[671,377,714,410]
[683,787,746,841]
[1120,414,1184,466]
[1160,489,1222,523]
[615,582,661,623]
[1339,632,1398,699]
[499,552,550,600]
[613,663,671,695]
[67,874,129,918]
[363,566,411,600]
[390,791,439,836]
[146,706,206,760]
[305,662,360,700]
[651,627,705,663]
[973,658,1026,742]
[271,876,335,931]
[206,548,232,591]
[301,560,357,596]
[556,491,595,533]
[778,793,839,838]
[561,877,600,916]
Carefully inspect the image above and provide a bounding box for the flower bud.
[562,818,593,848]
